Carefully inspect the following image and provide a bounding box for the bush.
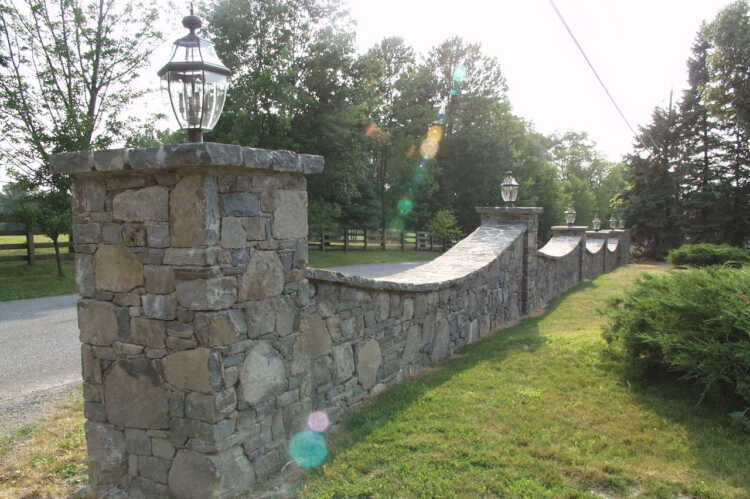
[666,243,750,267]
[603,267,750,412]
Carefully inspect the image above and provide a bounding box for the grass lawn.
[0,250,436,302]
[1,263,748,498]
[301,263,750,498]
[0,261,75,302]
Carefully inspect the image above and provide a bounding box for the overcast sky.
[347,0,733,162]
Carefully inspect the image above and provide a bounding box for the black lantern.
[564,207,576,226]
[592,214,601,231]
[158,10,231,142]
[500,171,519,207]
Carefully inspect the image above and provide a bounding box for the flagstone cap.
[50,142,324,175]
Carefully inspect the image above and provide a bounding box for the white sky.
[346,0,733,162]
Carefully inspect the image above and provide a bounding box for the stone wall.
[53,143,629,498]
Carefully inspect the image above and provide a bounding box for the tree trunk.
[53,236,65,279]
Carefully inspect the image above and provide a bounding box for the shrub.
[666,243,750,267]
[603,267,750,412]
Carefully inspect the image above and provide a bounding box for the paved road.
[0,262,426,435]
[0,294,80,434]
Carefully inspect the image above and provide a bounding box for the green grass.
[309,250,438,268]
[301,264,750,498]
[0,261,75,301]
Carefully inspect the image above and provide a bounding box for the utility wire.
[548,0,660,150]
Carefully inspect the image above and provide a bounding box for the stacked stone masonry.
[53,143,629,498]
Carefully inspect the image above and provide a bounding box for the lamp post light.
[564,206,576,226]
[500,171,519,207]
[592,214,601,231]
[617,218,625,230]
[609,215,617,229]
[158,9,232,143]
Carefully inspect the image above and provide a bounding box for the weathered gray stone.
[221,193,260,216]
[168,447,254,499]
[113,341,144,356]
[125,428,151,456]
[139,456,170,484]
[403,325,422,364]
[221,217,247,249]
[129,318,167,348]
[300,153,325,174]
[78,300,127,346]
[240,342,287,404]
[121,224,146,246]
[103,360,169,428]
[161,348,214,394]
[297,314,331,358]
[163,248,216,266]
[356,340,382,390]
[85,422,127,486]
[76,254,96,298]
[102,223,122,244]
[94,244,144,292]
[151,438,175,460]
[94,149,127,171]
[175,278,237,311]
[73,179,105,212]
[333,343,354,381]
[143,265,175,294]
[76,223,101,244]
[195,309,247,346]
[271,191,307,240]
[468,319,479,344]
[244,299,275,338]
[186,390,237,423]
[146,224,170,248]
[244,217,266,241]
[141,293,177,320]
[171,175,219,247]
[112,186,169,222]
[273,296,296,336]
[431,318,450,362]
[238,251,284,301]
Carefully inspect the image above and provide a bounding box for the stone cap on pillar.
[475,206,543,227]
[585,230,611,239]
[50,142,325,176]
[550,225,587,237]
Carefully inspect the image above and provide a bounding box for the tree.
[0,0,163,189]
[13,188,71,277]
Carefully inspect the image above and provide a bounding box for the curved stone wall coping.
[50,143,324,175]
[585,239,606,254]
[538,235,581,259]
[306,225,525,292]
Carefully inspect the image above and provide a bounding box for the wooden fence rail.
[0,217,73,264]
[308,228,456,252]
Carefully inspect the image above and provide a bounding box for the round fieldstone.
[239,342,287,404]
[103,360,169,428]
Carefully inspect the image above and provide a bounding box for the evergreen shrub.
[603,267,750,415]
[666,243,750,267]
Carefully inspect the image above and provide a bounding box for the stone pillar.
[52,143,323,498]
[586,230,610,273]
[612,229,631,265]
[550,225,587,283]
[475,207,543,314]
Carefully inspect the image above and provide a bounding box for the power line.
[548,0,660,151]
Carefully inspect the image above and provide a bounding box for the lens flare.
[288,430,328,468]
[397,197,413,216]
[452,64,467,83]
[450,89,459,96]
[307,411,330,433]
[420,158,428,167]
[427,125,443,141]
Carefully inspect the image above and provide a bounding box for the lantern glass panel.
[160,38,229,131]
[592,216,601,231]
[501,172,519,204]
[565,208,576,225]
